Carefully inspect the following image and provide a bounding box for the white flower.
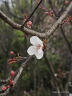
[54,73,58,77]
[27,36,44,59]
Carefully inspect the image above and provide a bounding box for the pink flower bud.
[45,11,50,15]
[2,86,7,91]
[10,70,15,77]
[27,21,32,28]
[10,51,14,55]
[7,85,10,88]
[9,79,14,86]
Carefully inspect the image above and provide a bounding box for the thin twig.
[48,0,72,93]
[21,0,43,28]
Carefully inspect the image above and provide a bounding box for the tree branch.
[44,50,62,96]
[46,1,72,37]
[0,2,72,38]
[48,0,72,92]
[0,56,32,96]
[21,0,43,28]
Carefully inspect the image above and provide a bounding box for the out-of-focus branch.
[48,0,72,92]
[57,0,66,17]
[49,0,72,55]
[45,0,68,93]
[44,49,62,96]
[60,26,72,53]
[0,2,72,38]
[48,0,58,17]
[3,1,24,20]
[46,1,72,37]
[48,0,65,18]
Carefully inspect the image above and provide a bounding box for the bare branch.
[0,2,72,38]
[44,50,62,96]
[21,0,43,28]
[0,10,46,38]
[0,56,32,96]
[48,0,72,92]
[46,1,72,37]
[13,56,32,86]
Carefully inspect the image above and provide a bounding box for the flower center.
[37,44,41,50]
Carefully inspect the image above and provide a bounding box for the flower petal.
[30,36,43,46]
[27,46,36,55]
[35,49,43,59]
[38,48,43,54]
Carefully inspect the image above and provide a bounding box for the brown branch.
[48,0,72,92]
[46,1,72,37]
[21,0,43,28]
[59,25,72,92]
[60,26,72,54]
[0,10,46,38]
[0,56,32,96]
[0,2,72,38]
[57,0,66,17]
[65,65,72,91]
[13,56,32,86]
[44,50,62,96]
